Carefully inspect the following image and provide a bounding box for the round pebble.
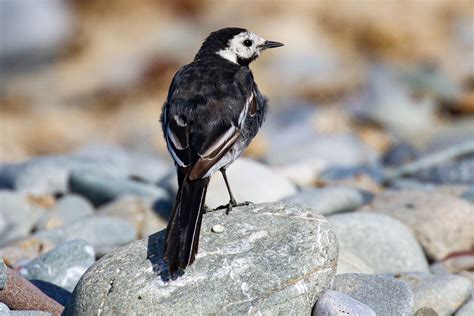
[211,224,225,233]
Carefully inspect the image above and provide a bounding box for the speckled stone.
[282,186,365,215]
[328,212,429,274]
[35,195,94,231]
[65,202,338,315]
[398,272,472,316]
[314,290,376,316]
[34,216,136,256]
[333,273,414,316]
[361,190,474,260]
[0,257,7,290]
[0,191,41,247]
[0,267,63,315]
[18,240,95,292]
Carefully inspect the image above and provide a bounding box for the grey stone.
[314,290,376,316]
[412,157,474,185]
[461,186,474,203]
[328,212,429,274]
[34,216,136,256]
[0,148,171,195]
[97,195,169,239]
[18,240,95,292]
[0,257,6,290]
[35,195,94,231]
[0,302,9,312]
[333,273,414,316]
[361,190,474,260]
[0,191,41,246]
[0,0,73,61]
[382,143,418,167]
[266,132,377,168]
[398,272,472,316]
[69,170,170,207]
[205,159,297,209]
[336,251,374,275]
[282,186,365,215]
[456,299,474,316]
[65,202,338,315]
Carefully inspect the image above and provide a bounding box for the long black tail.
[164,176,210,274]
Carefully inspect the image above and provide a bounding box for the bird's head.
[196,27,283,66]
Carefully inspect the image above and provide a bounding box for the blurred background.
[1,0,473,166]
[1,2,474,310]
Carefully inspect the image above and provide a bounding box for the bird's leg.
[215,168,253,214]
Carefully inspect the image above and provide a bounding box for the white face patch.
[217,31,266,64]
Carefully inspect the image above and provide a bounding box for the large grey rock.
[65,202,338,315]
[0,191,41,246]
[0,257,6,290]
[398,272,472,316]
[69,170,170,207]
[18,240,95,292]
[328,212,429,274]
[314,290,376,316]
[282,186,365,215]
[361,190,474,260]
[333,273,414,316]
[35,195,94,231]
[34,216,136,256]
[456,299,474,316]
[205,159,297,208]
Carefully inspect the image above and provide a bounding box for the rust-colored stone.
[0,267,63,315]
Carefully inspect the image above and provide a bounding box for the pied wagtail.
[160,27,283,274]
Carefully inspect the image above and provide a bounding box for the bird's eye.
[243,39,253,47]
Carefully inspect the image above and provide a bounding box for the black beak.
[263,40,284,49]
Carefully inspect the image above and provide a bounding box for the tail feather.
[164,176,209,274]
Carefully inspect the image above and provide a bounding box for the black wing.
[161,64,256,180]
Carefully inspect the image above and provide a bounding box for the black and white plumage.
[160,27,283,274]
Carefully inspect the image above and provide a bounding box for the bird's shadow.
[146,231,184,282]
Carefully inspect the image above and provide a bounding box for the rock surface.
[18,240,95,292]
[205,159,298,208]
[398,272,472,316]
[34,216,136,256]
[0,191,41,246]
[0,267,64,315]
[69,170,170,207]
[282,186,365,215]
[1,257,6,290]
[333,273,414,316]
[314,290,376,316]
[336,251,374,275]
[328,212,429,274]
[361,190,474,260]
[97,195,169,238]
[456,299,474,316]
[65,202,338,315]
[36,195,94,231]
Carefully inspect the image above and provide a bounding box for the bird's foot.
[202,204,216,214]
[215,200,253,215]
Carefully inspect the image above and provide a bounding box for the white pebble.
[212,224,225,233]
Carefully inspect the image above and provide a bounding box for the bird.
[160,27,283,274]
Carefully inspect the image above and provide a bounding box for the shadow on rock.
[145,231,173,282]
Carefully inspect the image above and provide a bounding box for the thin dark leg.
[215,168,253,214]
[221,168,237,205]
